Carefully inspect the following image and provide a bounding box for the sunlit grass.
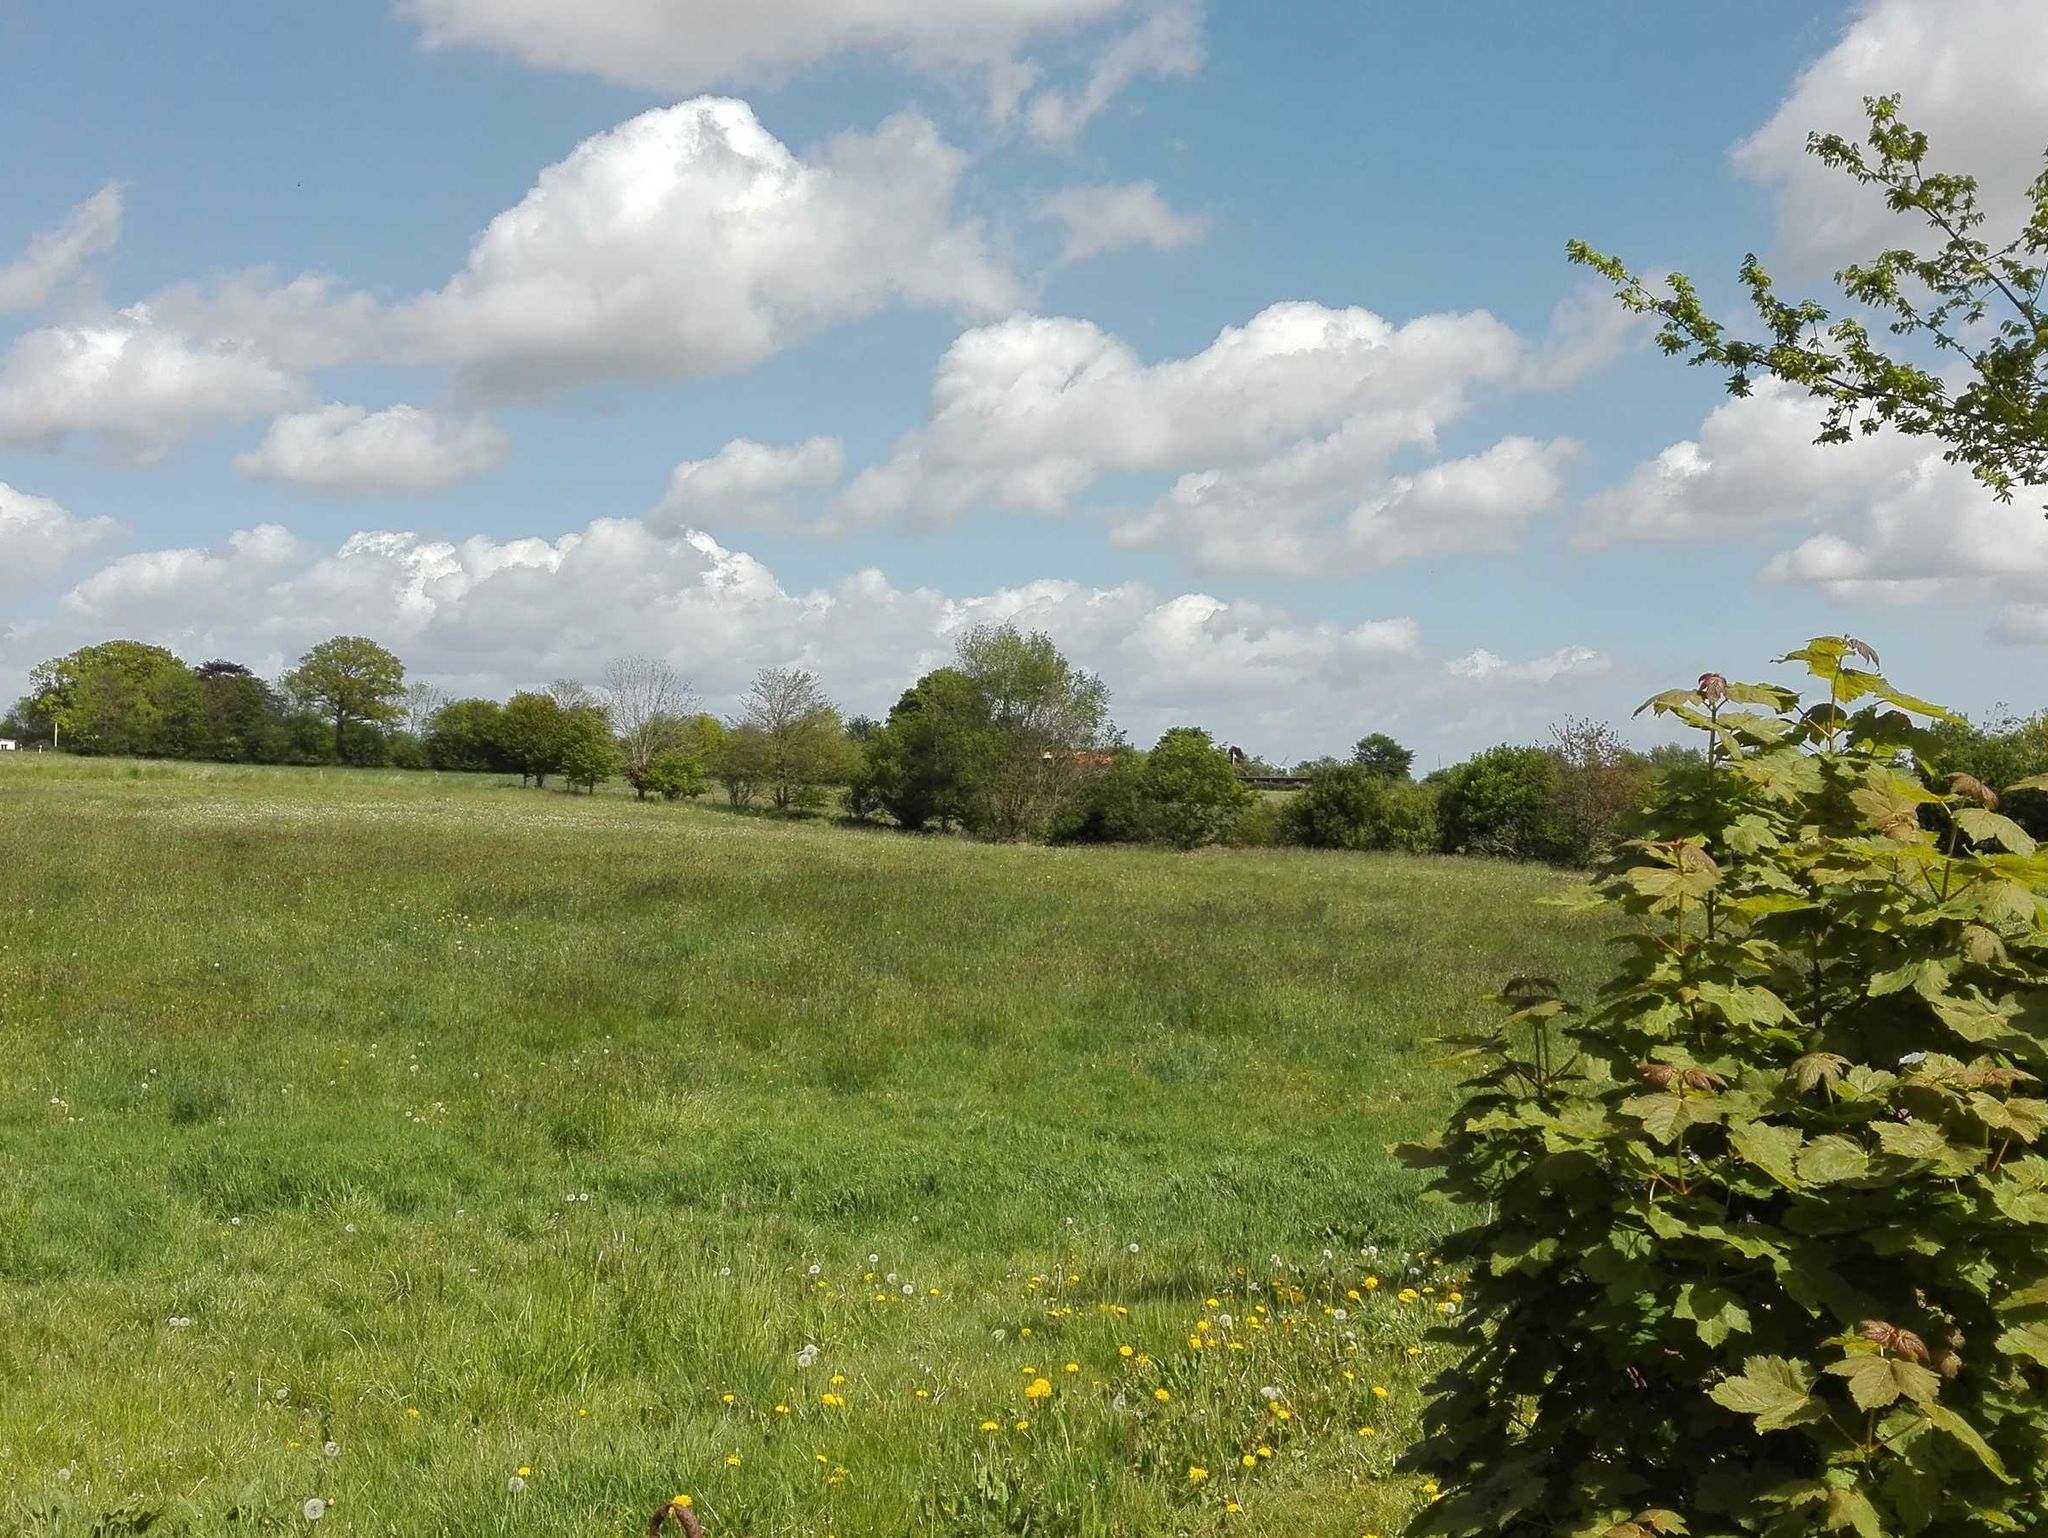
[0,754,1607,1535]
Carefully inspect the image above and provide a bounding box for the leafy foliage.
[1281,765,1439,853]
[1402,639,2048,1537]
[1134,727,1254,850]
[1433,746,1573,864]
[1353,732,1417,781]
[1570,96,2048,504]
[284,636,407,761]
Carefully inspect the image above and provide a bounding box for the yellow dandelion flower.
[724,1455,742,1467]
[980,1420,999,1432]
[1241,1454,1257,1468]
[516,1466,532,1478]
[1153,1388,1171,1403]
[720,1393,735,1405]
[1363,1276,1379,1291]
[914,1388,931,1399]
[1014,1419,1030,1432]
[1118,1344,1134,1358]
[829,1373,847,1386]
[1063,1362,1079,1374]
[1226,1501,1242,1514]
[1356,1425,1377,1437]
[1256,1445,1273,1459]
[1024,1378,1052,1401]
[670,1495,692,1511]
[774,1403,791,1415]
[1187,1466,1209,1483]
[1271,1405,1292,1421]
[1371,1385,1390,1400]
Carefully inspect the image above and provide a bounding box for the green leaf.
[1675,1283,1753,1348]
[1825,1354,1941,1409]
[1932,991,2021,1043]
[1730,1121,1804,1188]
[1924,1403,2011,1481]
[1622,1092,1725,1144]
[1994,1322,2048,1366]
[1797,1135,1871,1185]
[1823,1485,1886,1538]
[1709,1356,1821,1432]
[1955,806,2038,855]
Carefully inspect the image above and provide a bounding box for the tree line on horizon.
[8,627,2046,866]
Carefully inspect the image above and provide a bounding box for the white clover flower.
[867,1253,879,1265]
[322,1441,341,1458]
[168,1315,193,1329]
[302,1497,327,1521]
[1258,1385,1281,1402]
[718,1266,732,1278]
[275,1387,291,1401]
[1126,1242,1139,1254]
[807,1263,822,1277]
[1269,1253,1283,1268]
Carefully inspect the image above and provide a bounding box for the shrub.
[637,751,707,802]
[1280,766,1437,852]
[1434,745,1572,863]
[1048,751,1149,844]
[1137,727,1252,850]
[1402,639,2048,1537]
[1227,794,1287,848]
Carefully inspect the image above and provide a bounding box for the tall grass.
[0,755,1608,1535]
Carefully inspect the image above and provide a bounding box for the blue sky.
[1,0,2042,765]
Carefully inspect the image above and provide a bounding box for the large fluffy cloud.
[1736,0,2048,267]
[0,185,123,315]
[0,304,303,461]
[833,300,1575,576]
[1584,379,2048,642]
[0,483,115,588]
[235,404,508,494]
[402,99,1016,393]
[649,436,845,532]
[24,515,1609,759]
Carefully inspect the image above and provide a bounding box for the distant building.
[0,739,17,752]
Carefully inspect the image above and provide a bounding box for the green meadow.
[0,755,1609,1537]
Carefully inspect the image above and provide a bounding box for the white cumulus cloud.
[0,304,304,461]
[1584,379,2048,642]
[1042,180,1207,263]
[834,299,1575,575]
[650,436,845,532]
[400,0,1136,91]
[1019,1,1202,146]
[0,185,123,315]
[0,482,115,589]
[1735,0,2048,268]
[401,99,1016,394]
[236,404,508,495]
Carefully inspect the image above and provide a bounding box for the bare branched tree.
[602,656,695,792]
[401,681,448,739]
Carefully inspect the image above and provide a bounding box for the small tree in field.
[1353,731,1415,781]
[1137,727,1252,850]
[557,706,618,794]
[284,636,406,762]
[1402,639,2048,1538]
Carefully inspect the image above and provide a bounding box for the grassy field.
[0,755,1610,1537]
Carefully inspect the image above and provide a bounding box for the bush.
[1280,766,1438,852]
[1403,639,2048,1537]
[1227,795,1287,848]
[1434,745,1572,862]
[1048,752,1149,844]
[1136,728,1252,850]
[636,752,707,802]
